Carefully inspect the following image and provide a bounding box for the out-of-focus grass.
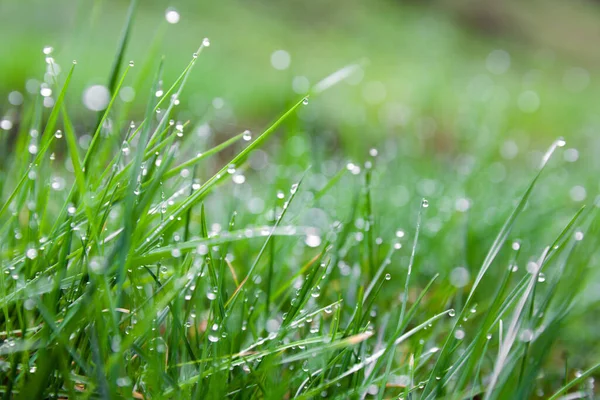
[2,0,600,149]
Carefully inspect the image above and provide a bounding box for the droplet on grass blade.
[121,141,130,156]
[26,248,38,260]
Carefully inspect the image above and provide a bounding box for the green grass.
[1,2,600,399]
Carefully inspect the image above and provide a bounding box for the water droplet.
[395,230,405,238]
[575,230,584,241]
[448,309,456,317]
[556,137,566,147]
[385,273,391,281]
[305,234,321,248]
[454,329,465,340]
[83,85,110,111]
[208,334,219,343]
[54,130,63,139]
[486,333,492,340]
[232,174,246,184]
[128,60,134,67]
[0,120,13,131]
[537,273,546,283]
[197,244,208,255]
[40,87,52,97]
[302,97,309,105]
[43,46,53,55]
[450,266,470,288]
[421,198,429,208]
[26,248,38,260]
[519,329,533,342]
[165,8,180,24]
[242,130,252,141]
[310,286,321,298]
[202,38,211,47]
[121,141,130,156]
[512,241,521,251]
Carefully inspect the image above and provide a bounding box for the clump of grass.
[0,4,599,399]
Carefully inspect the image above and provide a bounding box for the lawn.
[0,0,599,398]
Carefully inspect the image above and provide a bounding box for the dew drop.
[305,234,322,248]
[448,309,456,317]
[310,286,321,298]
[242,130,252,141]
[121,141,130,156]
[202,38,211,47]
[165,8,180,24]
[82,85,110,111]
[302,97,309,105]
[421,198,429,208]
[26,248,38,260]
[208,334,219,343]
[385,273,391,281]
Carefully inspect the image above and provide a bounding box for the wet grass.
[0,3,600,399]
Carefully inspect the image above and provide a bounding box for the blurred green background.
[2,0,600,372]
[3,0,600,143]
